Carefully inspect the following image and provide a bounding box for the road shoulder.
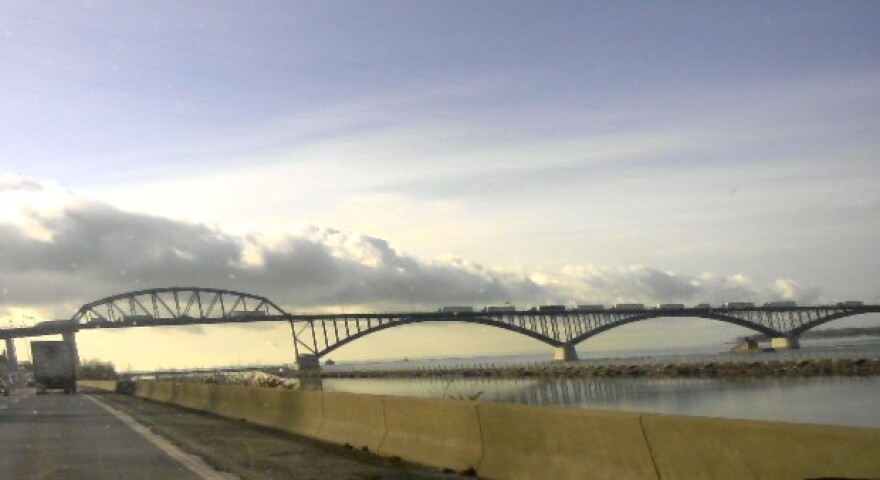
[87,390,465,480]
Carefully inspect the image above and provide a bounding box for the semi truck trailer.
[31,341,77,394]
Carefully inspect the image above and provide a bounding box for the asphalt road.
[0,387,218,479]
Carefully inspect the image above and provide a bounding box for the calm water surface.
[322,376,880,428]
[320,337,880,428]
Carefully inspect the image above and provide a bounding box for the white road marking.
[86,395,238,480]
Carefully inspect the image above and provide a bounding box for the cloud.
[0,173,44,193]
[0,180,548,315]
[0,174,823,323]
[549,265,821,305]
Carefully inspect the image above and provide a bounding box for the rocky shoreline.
[319,357,880,380]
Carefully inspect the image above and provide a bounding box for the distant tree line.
[79,359,117,380]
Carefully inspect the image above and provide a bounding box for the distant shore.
[317,357,880,380]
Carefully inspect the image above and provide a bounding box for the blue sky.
[2,1,879,367]
[5,1,878,179]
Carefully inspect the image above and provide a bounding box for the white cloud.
[0,173,83,241]
[1,177,827,322]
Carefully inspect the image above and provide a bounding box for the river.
[319,336,880,428]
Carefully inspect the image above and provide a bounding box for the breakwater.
[320,357,880,379]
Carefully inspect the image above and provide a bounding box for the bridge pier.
[296,354,323,390]
[4,338,20,381]
[554,344,579,361]
[770,337,801,350]
[62,332,81,370]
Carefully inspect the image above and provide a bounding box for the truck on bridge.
[612,303,645,310]
[657,303,686,310]
[724,302,756,308]
[765,301,797,307]
[577,304,605,311]
[31,341,77,394]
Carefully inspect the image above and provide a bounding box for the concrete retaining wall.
[129,381,880,480]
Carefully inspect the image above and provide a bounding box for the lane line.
[85,395,238,480]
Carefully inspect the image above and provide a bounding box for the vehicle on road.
[765,301,797,307]
[839,300,864,307]
[613,303,646,310]
[31,341,77,394]
[657,303,686,310]
[724,302,756,308]
[577,304,605,311]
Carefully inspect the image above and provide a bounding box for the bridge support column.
[61,332,81,372]
[771,337,800,350]
[296,354,323,390]
[4,338,20,381]
[554,344,579,361]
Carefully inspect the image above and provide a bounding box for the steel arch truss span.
[71,287,290,328]
[291,305,880,358]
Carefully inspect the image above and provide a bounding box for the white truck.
[31,341,77,394]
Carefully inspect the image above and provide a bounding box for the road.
[0,387,223,479]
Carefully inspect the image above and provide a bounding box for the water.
[319,337,880,428]
[322,376,880,428]
[322,336,880,372]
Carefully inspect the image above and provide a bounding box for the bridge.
[1,287,878,369]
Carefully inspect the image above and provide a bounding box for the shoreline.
[317,357,880,380]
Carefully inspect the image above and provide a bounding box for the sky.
[1,1,879,369]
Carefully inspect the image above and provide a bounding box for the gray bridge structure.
[1,287,878,369]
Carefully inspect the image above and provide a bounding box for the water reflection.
[322,376,880,428]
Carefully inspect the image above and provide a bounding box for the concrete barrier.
[642,414,880,480]
[170,382,186,405]
[379,396,482,472]
[134,380,152,398]
[174,382,212,411]
[123,381,880,480]
[77,380,117,391]
[316,391,386,452]
[149,382,175,403]
[207,384,255,421]
[276,389,324,437]
[476,403,658,480]
[241,387,287,428]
